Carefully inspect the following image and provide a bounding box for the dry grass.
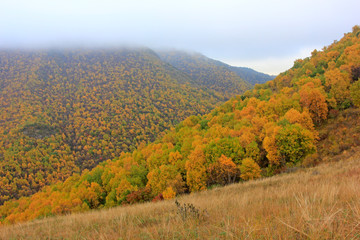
[1,151,360,239]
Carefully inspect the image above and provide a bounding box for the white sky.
[0,0,359,75]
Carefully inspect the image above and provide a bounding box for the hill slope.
[0,26,359,224]
[0,48,251,203]
[158,51,275,86]
[1,149,359,239]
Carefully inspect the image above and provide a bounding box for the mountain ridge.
[157,50,276,86]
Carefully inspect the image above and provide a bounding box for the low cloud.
[221,46,321,75]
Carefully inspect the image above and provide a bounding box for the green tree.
[276,124,316,164]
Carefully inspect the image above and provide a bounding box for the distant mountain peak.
[157,50,275,86]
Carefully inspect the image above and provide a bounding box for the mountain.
[158,51,275,86]
[1,26,359,224]
[227,66,276,85]
[0,48,251,204]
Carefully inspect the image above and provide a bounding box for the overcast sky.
[0,0,358,75]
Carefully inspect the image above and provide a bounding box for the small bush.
[126,187,152,204]
[175,200,207,222]
[162,187,176,200]
[152,193,164,202]
[302,153,320,167]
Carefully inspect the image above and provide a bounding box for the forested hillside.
[0,48,251,204]
[2,150,360,239]
[158,51,275,86]
[1,26,359,224]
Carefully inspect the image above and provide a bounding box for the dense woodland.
[0,49,251,204]
[1,26,360,224]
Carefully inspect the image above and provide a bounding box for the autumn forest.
[0,48,257,205]
[0,26,360,226]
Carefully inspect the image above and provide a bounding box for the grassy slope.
[1,148,359,239]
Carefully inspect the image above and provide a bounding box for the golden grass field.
[1,149,360,240]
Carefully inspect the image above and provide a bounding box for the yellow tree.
[185,146,207,192]
[284,108,315,131]
[240,158,261,180]
[207,155,240,186]
[299,83,328,124]
[263,123,281,165]
[350,80,360,107]
[324,68,351,106]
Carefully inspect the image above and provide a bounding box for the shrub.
[162,186,176,200]
[126,187,152,204]
[152,193,164,202]
[175,200,207,222]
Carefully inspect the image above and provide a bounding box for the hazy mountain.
[158,51,275,86]
[227,66,276,85]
